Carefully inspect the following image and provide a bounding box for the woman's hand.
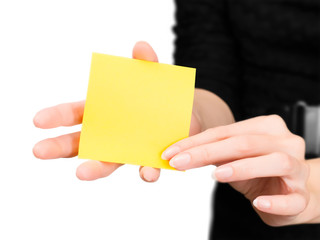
[162,115,311,226]
[33,41,169,182]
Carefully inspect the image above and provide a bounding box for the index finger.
[162,115,290,160]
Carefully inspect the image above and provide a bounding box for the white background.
[0,1,216,239]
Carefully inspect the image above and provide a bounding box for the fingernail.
[33,113,43,127]
[169,153,190,169]
[143,172,153,182]
[253,198,271,209]
[211,166,218,180]
[211,172,217,181]
[161,146,180,160]
[214,166,233,180]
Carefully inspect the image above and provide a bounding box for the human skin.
[33,41,320,226]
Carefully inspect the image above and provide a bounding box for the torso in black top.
[174,0,320,239]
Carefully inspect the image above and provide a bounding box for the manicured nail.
[211,169,217,181]
[161,146,180,160]
[33,113,44,127]
[169,153,190,169]
[143,172,153,182]
[214,166,233,180]
[253,198,271,209]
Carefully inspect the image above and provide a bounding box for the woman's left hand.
[162,115,310,226]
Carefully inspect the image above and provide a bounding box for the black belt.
[244,101,320,158]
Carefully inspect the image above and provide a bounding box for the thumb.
[132,41,158,62]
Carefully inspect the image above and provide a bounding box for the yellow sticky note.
[78,53,196,170]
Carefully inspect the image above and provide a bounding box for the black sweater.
[174,0,320,239]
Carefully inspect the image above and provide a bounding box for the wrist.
[193,88,234,131]
[307,192,320,223]
[306,159,320,223]
[297,159,320,224]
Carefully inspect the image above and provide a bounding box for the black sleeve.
[173,0,242,120]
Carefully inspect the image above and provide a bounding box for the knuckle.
[234,136,253,153]
[176,137,196,151]
[215,126,229,139]
[200,146,212,163]
[265,114,289,132]
[268,114,285,124]
[183,138,195,149]
[273,152,295,174]
[205,126,229,140]
[58,103,72,125]
[54,104,64,121]
[293,135,306,149]
[204,128,216,136]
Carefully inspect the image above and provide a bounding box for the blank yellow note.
[78,53,196,170]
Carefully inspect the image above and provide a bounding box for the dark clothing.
[173,0,320,239]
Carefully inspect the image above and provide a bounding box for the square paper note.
[78,53,196,170]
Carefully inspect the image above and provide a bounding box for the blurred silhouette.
[174,0,320,239]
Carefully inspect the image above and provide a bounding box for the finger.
[253,193,307,217]
[168,135,288,171]
[213,152,299,182]
[161,115,290,160]
[33,132,80,159]
[33,100,85,129]
[76,160,122,181]
[132,41,158,62]
[139,166,161,182]
[189,112,202,136]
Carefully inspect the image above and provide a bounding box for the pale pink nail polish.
[169,153,190,169]
[143,172,153,182]
[161,146,180,160]
[214,166,233,180]
[257,199,271,209]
